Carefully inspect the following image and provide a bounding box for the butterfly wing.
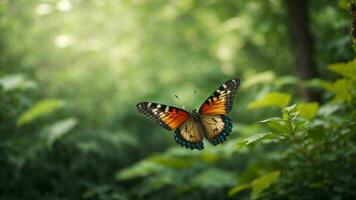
[199,78,239,145]
[200,115,232,145]
[198,78,240,115]
[174,118,204,150]
[137,102,204,150]
[136,102,190,130]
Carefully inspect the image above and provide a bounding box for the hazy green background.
[1,0,355,199]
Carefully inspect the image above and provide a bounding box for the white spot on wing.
[147,103,152,107]
[222,84,227,88]
[157,104,161,108]
[152,108,158,114]
[165,106,169,112]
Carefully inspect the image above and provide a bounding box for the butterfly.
[136,78,240,150]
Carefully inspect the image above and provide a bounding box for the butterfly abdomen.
[210,116,232,145]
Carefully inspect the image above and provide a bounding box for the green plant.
[230,61,356,199]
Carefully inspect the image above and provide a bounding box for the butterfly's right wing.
[136,102,190,130]
[198,79,238,145]
[198,78,240,115]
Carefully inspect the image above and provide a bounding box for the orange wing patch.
[161,108,191,130]
[199,78,240,115]
[199,94,228,115]
[136,102,190,130]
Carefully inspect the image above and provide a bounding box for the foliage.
[247,92,292,109]
[232,61,356,199]
[229,171,281,199]
[0,0,355,200]
[17,98,64,126]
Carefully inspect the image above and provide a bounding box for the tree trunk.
[286,0,320,102]
[349,1,356,49]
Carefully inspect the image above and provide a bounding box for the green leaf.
[148,155,195,169]
[296,102,319,120]
[321,79,355,103]
[294,119,307,131]
[304,78,328,88]
[274,76,298,87]
[282,104,297,113]
[242,71,276,89]
[191,168,236,189]
[251,171,280,199]
[228,183,250,197]
[328,61,356,80]
[116,161,165,180]
[247,92,291,110]
[281,104,298,121]
[260,118,289,134]
[318,103,341,116]
[44,118,78,147]
[0,74,37,91]
[17,99,64,126]
[236,132,280,148]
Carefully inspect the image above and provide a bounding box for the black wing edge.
[136,102,190,130]
[136,102,171,130]
[223,78,240,113]
[199,78,241,114]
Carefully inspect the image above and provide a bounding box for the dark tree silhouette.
[350,1,356,49]
[286,0,320,102]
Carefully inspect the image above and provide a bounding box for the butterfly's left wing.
[198,78,240,115]
[136,102,190,130]
[174,118,204,150]
[137,102,204,150]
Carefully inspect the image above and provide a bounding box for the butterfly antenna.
[174,94,187,110]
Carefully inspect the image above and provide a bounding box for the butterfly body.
[190,109,200,121]
[137,78,240,150]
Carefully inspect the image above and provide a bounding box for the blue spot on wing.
[210,116,232,146]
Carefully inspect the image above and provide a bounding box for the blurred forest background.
[1,0,355,199]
